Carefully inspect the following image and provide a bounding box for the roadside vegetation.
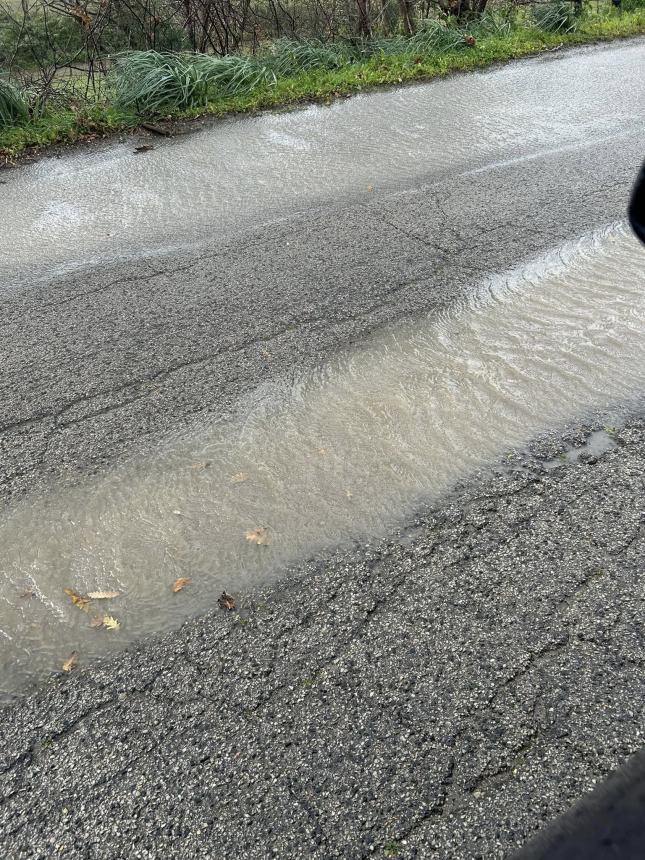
[1,0,644,159]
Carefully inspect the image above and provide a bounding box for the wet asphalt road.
[1,41,645,859]
[1,417,644,859]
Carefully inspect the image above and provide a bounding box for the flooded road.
[1,39,644,283]
[1,223,644,699]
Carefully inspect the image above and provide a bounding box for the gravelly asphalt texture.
[1,126,642,502]
[0,417,644,858]
[1,42,645,860]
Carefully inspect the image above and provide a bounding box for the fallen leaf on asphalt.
[62,652,78,673]
[230,472,249,484]
[87,590,120,600]
[245,526,269,545]
[89,615,104,628]
[64,588,90,611]
[134,144,154,153]
[172,577,190,593]
[367,184,374,192]
[345,489,353,499]
[102,615,120,630]
[20,587,36,599]
[218,591,236,611]
[317,447,327,456]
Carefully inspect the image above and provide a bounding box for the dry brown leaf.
[134,144,154,153]
[20,587,36,599]
[64,587,90,611]
[87,590,120,600]
[89,615,104,628]
[230,471,249,484]
[317,447,327,456]
[245,526,269,546]
[102,615,120,630]
[218,591,236,611]
[62,652,78,673]
[367,184,374,192]
[172,577,190,593]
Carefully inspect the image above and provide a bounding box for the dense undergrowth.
[1,2,644,161]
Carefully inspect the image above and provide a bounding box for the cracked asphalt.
[1,123,643,502]
[1,41,645,860]
[1,417,644,858]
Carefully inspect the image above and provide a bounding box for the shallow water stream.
[1,224,644,699]
[1,40,644,283]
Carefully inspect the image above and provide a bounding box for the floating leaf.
[230,472,249,484]
[64,588,90,611]
[245,526,269,546]
[102,615,120,630]
[172,577,190,593]
[190,461,211,471]
[87,590,120,600]
[62,652,78,673]
[218,591,236,611]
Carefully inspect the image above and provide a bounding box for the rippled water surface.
[2,40,644,282]
[1,224,644,699]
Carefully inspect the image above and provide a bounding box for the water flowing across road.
[1,224,644,699]
[1,40,644,283]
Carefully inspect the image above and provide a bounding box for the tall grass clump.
[0,80,29,129]
[190,53,277,94]
[532,1,578,32]
[473,6,516,36]
[111,51,213,111]
[268,39,356,75]
[363,19,470,58]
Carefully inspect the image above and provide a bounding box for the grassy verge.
[1,8,644,163]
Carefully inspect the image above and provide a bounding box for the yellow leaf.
[62,652,78,673]
[87,590,120,600]
[218,591,236,611]
[245,526,269,546]
[64,587,90,611]
[172,577,190,593]
[230,472,249,484]
[102,615,120,630]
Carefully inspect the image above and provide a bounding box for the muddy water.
[2,40,644,283]
[1,224,644,698]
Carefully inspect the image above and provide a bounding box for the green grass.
[1,6,644,161]
[0,79,29,129]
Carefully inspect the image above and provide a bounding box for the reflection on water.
[0,224,644,699]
